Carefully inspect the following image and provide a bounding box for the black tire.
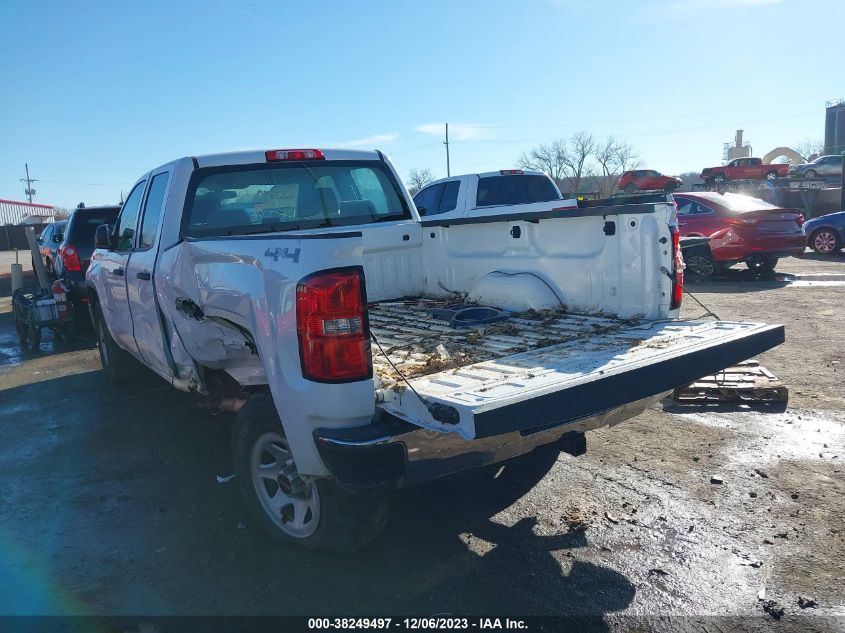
[747,256,778,272]
[685,251,718,278]
[810,228,842,255]
[624,184,636,194]
[93,302,135,383]
[232,393,389,552]
[805,169,817,179]
[764,171,778,181]
[714,173,726,184]
[663,182,677,193]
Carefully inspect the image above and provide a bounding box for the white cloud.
[333,133,399,149]
[415,123,492,142]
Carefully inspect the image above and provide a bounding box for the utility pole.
[444,123,451,177]
[20,163,38,203]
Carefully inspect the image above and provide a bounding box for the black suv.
[56,205,120,307]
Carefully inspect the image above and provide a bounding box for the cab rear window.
[476,175,559,207]
[183,160,411,237]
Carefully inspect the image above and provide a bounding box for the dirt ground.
[0,251,843,629]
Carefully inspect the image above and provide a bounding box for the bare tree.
[407,168,434,195]
[563,131,596,192]
[518,140,569,185]
[592,136,641,195]
[796,138,824,162]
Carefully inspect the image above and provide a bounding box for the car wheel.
[685,252,717,278]
[765,171,778,181]
[805,169,817,179]
[93,302,135,383]
[810,229,841,255]
[714,173,726,184]
[746,256,778,272]
[624,184,636,194]
[663,182,677,192]
[232,393,389,552]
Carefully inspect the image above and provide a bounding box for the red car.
[674,192,805,276]
[700,158,789,185]
[618,169,682,193]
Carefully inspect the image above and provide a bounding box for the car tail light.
[670,225,683,310]
[266,149,325,162]
[59,245,81,272]
[296,267,371,382]
[500,169,524,175]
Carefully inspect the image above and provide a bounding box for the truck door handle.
[112,268,124,277]
[136,271,151,281]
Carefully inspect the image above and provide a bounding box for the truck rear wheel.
[93,302,136,384]
[232,393,389,552]
[765,171,778,181]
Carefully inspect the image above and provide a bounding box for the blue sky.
[0,0,841,208]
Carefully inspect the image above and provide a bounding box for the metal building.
[0,199,56,225]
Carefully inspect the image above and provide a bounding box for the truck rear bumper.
[313,393,665,492]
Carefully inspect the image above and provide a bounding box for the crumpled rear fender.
[155,234,375,476]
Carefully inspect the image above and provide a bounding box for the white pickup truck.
[412,169,578,220]
[86,148,784,551]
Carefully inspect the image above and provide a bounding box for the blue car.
[803,211,845,255]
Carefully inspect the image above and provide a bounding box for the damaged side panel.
[153,234,376,476]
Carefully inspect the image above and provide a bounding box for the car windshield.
[184,161,411,237]
[475,175,560,207]
[68,210,118,246]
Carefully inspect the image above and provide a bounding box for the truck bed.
[369,300,784,440]
[370,300,632,387]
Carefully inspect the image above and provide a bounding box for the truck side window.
[114,181,147,251]
[437,181,460,214]
[139,173,169,249]
[413,183,443,216]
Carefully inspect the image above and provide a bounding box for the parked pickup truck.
[412,169,577,220]
[701,158,789,185]
[86,148,784,551]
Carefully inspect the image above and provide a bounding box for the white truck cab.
[85,148,784,551]
[412,169,577,221]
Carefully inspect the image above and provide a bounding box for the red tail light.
[266,149,325,162]
[670,226,683,310]
[499,169,524,175]
[59,245,81,272]
[296,267,371,382]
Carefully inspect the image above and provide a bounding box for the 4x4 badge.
[264,247,301,263]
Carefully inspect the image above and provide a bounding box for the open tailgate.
[376,318,784,439]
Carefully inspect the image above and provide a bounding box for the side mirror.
[416,205,428,217]
[53,233,63,243]
[95,224,114,249]
[37,236,44,244]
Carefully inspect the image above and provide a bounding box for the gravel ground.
[0,253,843,629]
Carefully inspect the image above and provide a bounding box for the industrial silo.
[836,106,845,155]
[825,106,838,154]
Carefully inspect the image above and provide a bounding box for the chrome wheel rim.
[765,172,777,180]
[687,255,716,277]
[250,432,320,538]
[814,231,837,254]
[806,170,816,179]
[714,175,725,183]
